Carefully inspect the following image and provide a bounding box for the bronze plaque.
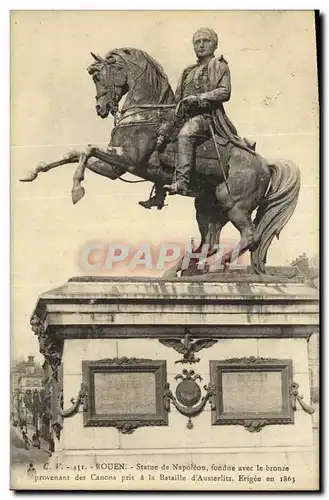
[94,372,156,414]
[82,358,168,430]
[222,371,283,413]
[210,358,294,427]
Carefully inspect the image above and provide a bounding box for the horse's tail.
[251,159,301,274]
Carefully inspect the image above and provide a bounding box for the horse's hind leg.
[222,204,256,266]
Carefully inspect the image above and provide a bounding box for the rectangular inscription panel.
[82,358,168,429]
[222,371,283,413]
[94,372,156,415]
[210,358,294,426]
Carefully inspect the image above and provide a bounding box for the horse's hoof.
[72,187,85,204]
[222,263,230,273]
[20,171,38,182]
[162,268,178,278]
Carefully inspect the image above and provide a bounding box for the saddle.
[149,110,256,178]
[140,131,256,210]
[150,134,256,178]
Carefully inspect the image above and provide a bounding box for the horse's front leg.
[86,144,126,168]
[70,144,126,204]
[179,195,212,276]
[71,152,88,204]
[20,150,81,182]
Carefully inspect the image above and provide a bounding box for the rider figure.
[168,27,235,195]
[139,27,255,208]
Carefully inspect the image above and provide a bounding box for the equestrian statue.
[20,27,301,275]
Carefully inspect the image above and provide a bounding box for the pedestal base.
[28,276,318,490]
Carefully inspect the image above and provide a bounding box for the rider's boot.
[138,184,166,210]
[148,134,167,169]
[165,136,192,195]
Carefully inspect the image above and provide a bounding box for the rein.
[124,104,176,110]
[114,104,176,127]
[95,89,109,100]
[117,176,147,184]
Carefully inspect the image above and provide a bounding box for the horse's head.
[87,52,128,119]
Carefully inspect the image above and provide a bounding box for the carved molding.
[58,383,88,418]
[310,387,319,404]
[30,313,46,336]
[51,383,88,441]
[159,329,217,364]
[50,365,63,442]
[219,356,283,364]
[50,323,317,340]
[92,357,155,365]
[52,422,62,441]
[164,369,216,429]
[290,382,315,415]
[85,419,168,434]
[224,418,294,433]
[31,314,63,379]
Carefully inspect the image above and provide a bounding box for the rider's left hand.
[175,95,200,117]
[181,95,199,108]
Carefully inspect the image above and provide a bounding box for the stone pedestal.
[31,276,319,490]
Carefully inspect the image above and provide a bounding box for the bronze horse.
[20,48,300,274]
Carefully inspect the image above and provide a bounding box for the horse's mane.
[106,47,175,110]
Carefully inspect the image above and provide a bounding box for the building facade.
[11,356,44,427]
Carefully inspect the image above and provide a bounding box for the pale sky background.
[10,10,319,361]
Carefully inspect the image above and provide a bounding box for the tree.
[24,389,45,430]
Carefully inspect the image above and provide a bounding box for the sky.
[10,10,319,361]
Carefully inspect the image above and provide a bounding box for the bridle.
[95,61,119,116]
[95,88,110,100]
[88,53,120,117]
